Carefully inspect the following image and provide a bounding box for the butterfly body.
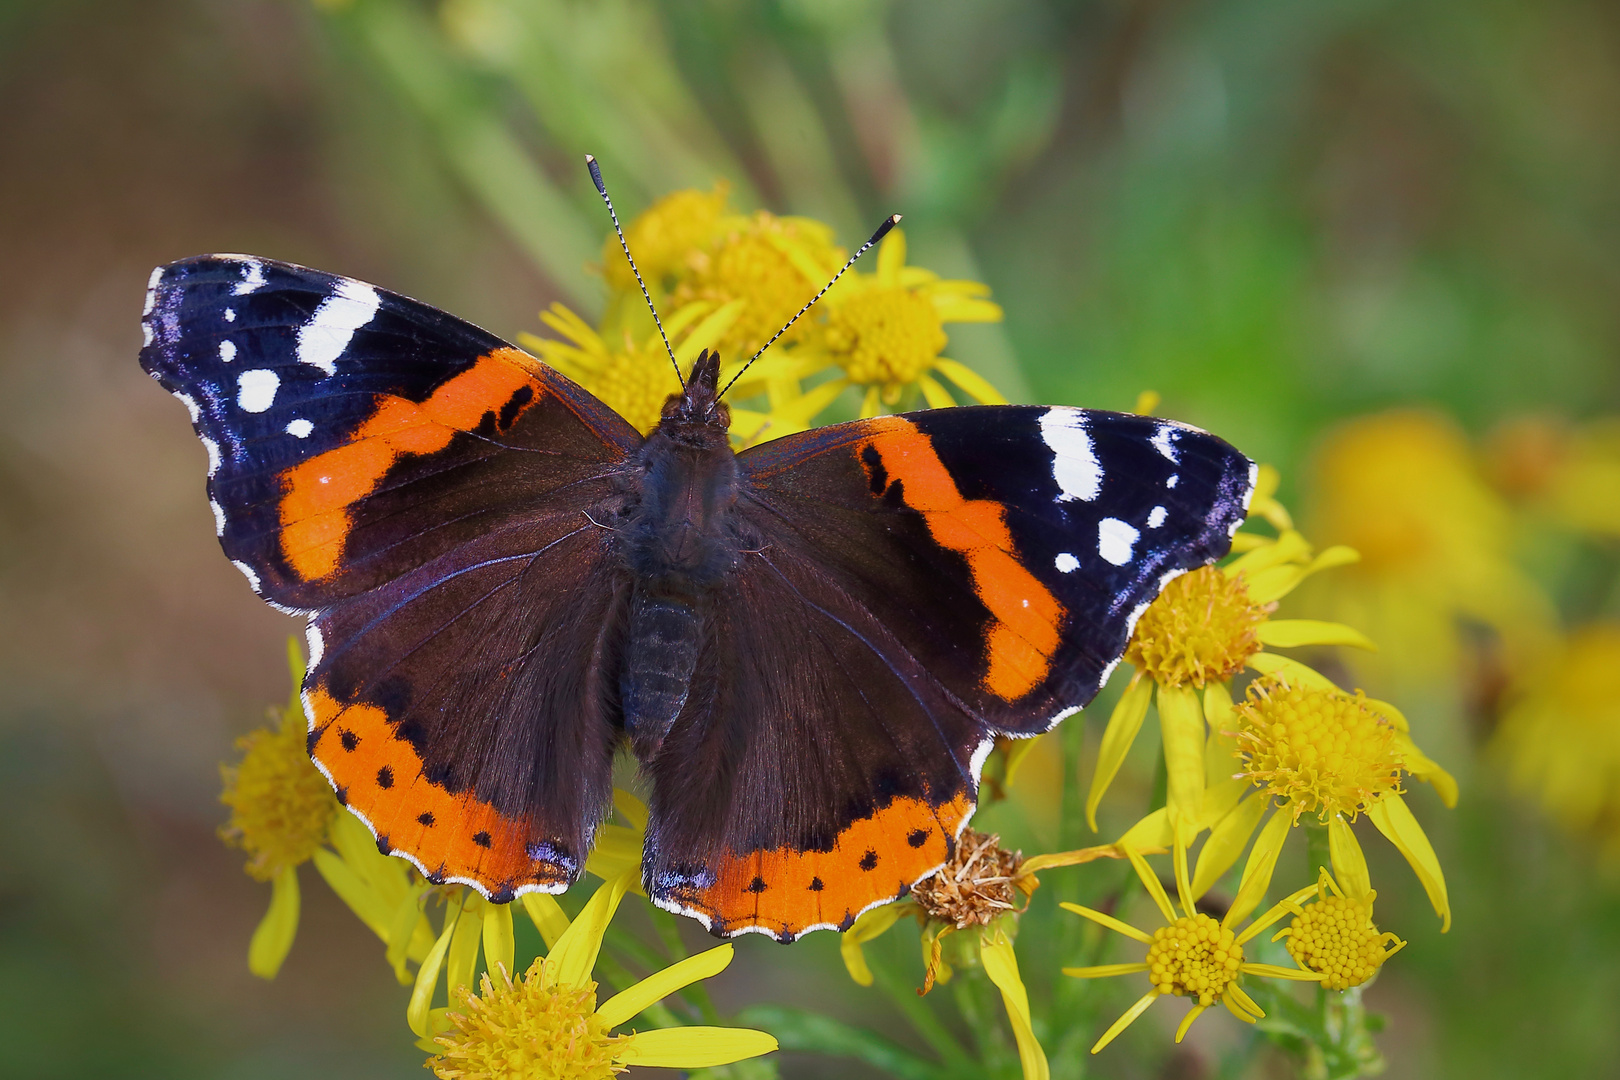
[142,254,1255,940]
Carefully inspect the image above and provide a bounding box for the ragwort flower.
[1086,466,1367,842]
[1273,868,1405,991]
[1063,846,1324,1052]
[424,870,778,1078]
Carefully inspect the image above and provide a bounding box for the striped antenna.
[585,154,682,388]
[718,213,902,400]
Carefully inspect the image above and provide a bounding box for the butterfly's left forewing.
[142,255,641,898]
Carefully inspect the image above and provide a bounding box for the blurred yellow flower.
[1062,847,1324,1052]
[599,182,731,293]
[1301,410,1554,685]
[425,871,777,1078]
[1274,869,1405,991]
[1492,623,1620,862]
[1485,414,1620,539]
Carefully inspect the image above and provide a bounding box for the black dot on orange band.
[334,786,348,806]
[417,811,435,826]
[808,877,824,891]
[859,850,879,871]
[472,831,492,848]
[376,765,393,788]
[747,876,768,893]
[907,829,929,847]
[340,729,359,751]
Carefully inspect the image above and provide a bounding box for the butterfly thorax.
[618,351,744,756]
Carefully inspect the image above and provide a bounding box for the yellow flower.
[519,298,746,435]
[1300,410,1555,685]
[423,870,777,1078]
[1273,869,1405,991]
[1492,623,1620,862]
[599,182,730,293]
[792,228,1007,420]
[671,209,847,362]
[1087,470,1367,840]
[1062,847,1325,1052]
[1485,414,1620,538]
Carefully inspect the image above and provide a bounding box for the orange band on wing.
[306,683,570,895]
[278,348,542,581]
[860,417,1064,700]
[688,792,975,939]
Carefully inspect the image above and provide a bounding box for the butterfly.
[140,250,1253,941]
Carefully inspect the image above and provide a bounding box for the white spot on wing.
[297,279,380,376]
[201,436,222,476]
[1166,473,1179,489]
[237,369,280,413]
[210,499,226,536]
[224,308,236,322]
[233,259,267,295]
[1055,552,1079,573]
[285,418,314,439]
[231,559,261,592]
[1151,424,1181,463]
[142,322,154,347]
[218,340,236,363]
[143,267,163,316]
[1039,408,1103,502]
[1098,517,1139,566]
[1147,505,1168,529]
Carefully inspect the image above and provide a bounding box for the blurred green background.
[2,0,1618,1077]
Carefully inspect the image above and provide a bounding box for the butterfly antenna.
[586,154,683,389]
[718,212,901,400]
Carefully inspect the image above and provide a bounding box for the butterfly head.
[658,349,731,441]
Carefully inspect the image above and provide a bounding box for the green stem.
[1304,819,1331,880]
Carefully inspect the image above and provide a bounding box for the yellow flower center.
[219,708,337,881]
[1144,913,1243,1007]
[588,340,683,435]
[1125,566,1268,686]
[1233,677,1405,821]
[675,212,842,360]
[823,285,947,392]
[429,960,626,1080]
[1283,893,1394,990]
[600,183,729,292]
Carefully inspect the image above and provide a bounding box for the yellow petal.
[1368,794,1451,931]
[311,848,390,940]
[932,295,1005,323]
[481,901,514,982]
[1133,390,1161,415]
[674,299,746,366]
[1225,809,1291,929]
[445,895,484,999]
[521,892,570,950]
[617,1026,779,1068]
[981,929,1050,1080]
[917,372,957,409]
[598,943,735,1030]
[385,884,426,985]
[586,824,645,890]
[550,871,633,989]
[1227,983,1266,1020]
[408,896,461,1039]
[1236,881,1321,946]
[1240,962,1326,982]
[1225,529,1310,578]
[1245,652,1339,692]
[1328,815,1371,898]
[934,358,1008,405]
[876,229,906,286]
[1222,986,1260,1023]
[1117,807,1172,851]
[1245,546,1360,604]
[1124,845,1178,924]
[1022,844,1127,874]
[1158,684,1206,834]
[1394,732,1460,809]
[859,384,883,418]
[772,377,851,427]
[1062,962,1151,979]
[1175,1004,1207,1043]
[1256,620,1377,651]
[1091,991,1159,1054]
[839,903,904,986]
[613,788,649,830]
[1059,902,1154,944]
[1198,776,1251,833]
[248,865,300,980]
[1087,671,1153,830]
[1192,791,1268,900]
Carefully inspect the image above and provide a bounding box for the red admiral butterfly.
[141,209,1252,941]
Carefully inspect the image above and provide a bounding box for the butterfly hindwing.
[142,255,641,897]
[644,405,1252,938]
